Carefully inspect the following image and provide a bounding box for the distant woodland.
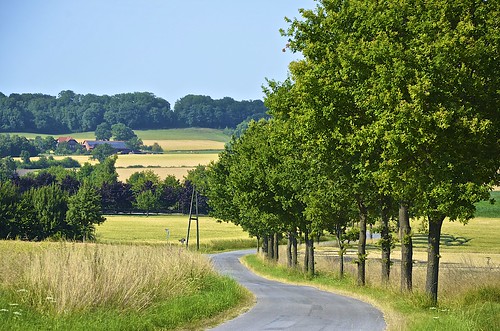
[0,91,268,133]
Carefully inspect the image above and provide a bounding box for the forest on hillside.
[0,91,268,133]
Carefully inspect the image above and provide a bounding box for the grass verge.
[242,254,499,331]
[0,241,253,330]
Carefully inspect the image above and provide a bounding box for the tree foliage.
[205,0,499,304]
[0,91,268,133]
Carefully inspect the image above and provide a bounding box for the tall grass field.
[0,241,253,330]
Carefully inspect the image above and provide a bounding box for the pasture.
[7,128,230,143]
[95,214,256,251]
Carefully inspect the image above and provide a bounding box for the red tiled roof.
[57,137,77,143]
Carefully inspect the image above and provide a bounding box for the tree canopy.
[0,91,268,133]
[205,0,499,304]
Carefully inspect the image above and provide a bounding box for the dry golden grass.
[116,167,194,181]
[29,155,98,165]
[0,242,213,315]
[114,153,218,168]
[28,153,219,180]
[142,139,225,151]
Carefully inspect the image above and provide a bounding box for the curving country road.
[209,249,386,331]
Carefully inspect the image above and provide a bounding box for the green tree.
[95,122,112,141]
[111,123,136,141]
[151,142,163,153]
[0,157,17,181]
[90,155,119,187]
[23,184,68,240]
[66,181,105,241]
[279,0,499,300]
[134,190,160,216]
[127,170,161,194]
[0,181,20,239]
[126,136,143,151]
[91,143,116,163]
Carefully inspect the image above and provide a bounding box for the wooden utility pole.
[186,187,199,250]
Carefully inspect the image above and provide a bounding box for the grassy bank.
[243,253,499,331]
[242,215,500,331]
[0,241,253,330]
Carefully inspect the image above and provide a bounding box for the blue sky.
[0,1,315,104]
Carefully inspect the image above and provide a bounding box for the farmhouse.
[57,137,79,151]
[82,140,132,154]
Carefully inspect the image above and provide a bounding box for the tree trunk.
[307,235,315,276]
[287,233,293,268]
[357,199,367,286]
[335,226,345,278]
[426,215,445,305]
[399,203,413,292]
[262,234,268,256]
[304,229,309,273]
[292,232,298,267]
[287,232,298,267]
[257,236,260,253]
[274,233,279,261]
[269,234,275,260]
[381,200,391,285]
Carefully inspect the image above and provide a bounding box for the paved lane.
[209,249,386,331]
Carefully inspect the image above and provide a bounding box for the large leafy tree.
[0,181,20,238]
[111,123,137,141]
[278,0,499,300]
[22,184,68,240]
[66,181,106,240]
[95,122,112,141]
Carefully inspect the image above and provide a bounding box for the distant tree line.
[0,156,208,241]
[0,91,268,133]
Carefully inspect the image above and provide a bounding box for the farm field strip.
[116,167,194,180]
[142,139,225,151]
[26,153,220,180]
[95,215,250,245]
[5,128,230,143]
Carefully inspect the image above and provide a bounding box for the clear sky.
[0,0,316,104]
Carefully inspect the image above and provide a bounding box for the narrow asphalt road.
[208,249,386,331]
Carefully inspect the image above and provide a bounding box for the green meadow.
[6,128,230,144]
[96,214,256,251]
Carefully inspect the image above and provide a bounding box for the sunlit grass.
[142,139,225,151]
[96,215,255,252]
[114,153,219,168]
[116,167,194,181]
[0,241,253,330]
[135,128,229,142]
[7,128,230,143]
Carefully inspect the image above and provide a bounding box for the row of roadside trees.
[200,0,499,305]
